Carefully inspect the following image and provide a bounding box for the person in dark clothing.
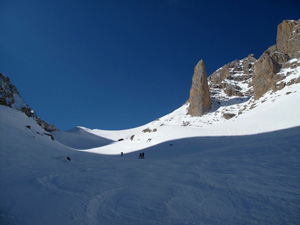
[121,152,123,157]
[139,153,142,159]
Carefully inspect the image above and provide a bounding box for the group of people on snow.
[120,152,145,158]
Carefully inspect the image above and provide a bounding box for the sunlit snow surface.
[1,64,300,224]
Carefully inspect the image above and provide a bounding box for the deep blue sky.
[1,0,299,130]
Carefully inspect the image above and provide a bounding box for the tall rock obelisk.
[187,60,211,116]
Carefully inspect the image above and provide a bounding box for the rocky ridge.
[0,73,58,132]
[186,19,299,119]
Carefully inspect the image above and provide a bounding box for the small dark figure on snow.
[121,152,123,156]
[139,153,145,159]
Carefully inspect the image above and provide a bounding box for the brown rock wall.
[276,19,300,59]
[253,19,299,99]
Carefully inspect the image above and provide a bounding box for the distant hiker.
[121,152,123,157]
[139,153,141,159]
[141,152,144,159]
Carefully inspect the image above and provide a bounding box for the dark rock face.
[0,73,58,132]
[187,60,211,116]
[0,74,20,107]
[253,19,300,99]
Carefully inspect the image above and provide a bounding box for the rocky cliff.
[277,19,300,59]
[253,19,300,99]
[0,73,58,132]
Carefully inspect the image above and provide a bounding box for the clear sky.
[1,0,299,131]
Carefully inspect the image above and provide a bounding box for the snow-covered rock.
[0,73,58,132]
[208,54,256,98]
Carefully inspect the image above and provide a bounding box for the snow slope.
[51,127,113,149]
[1,105,300,225]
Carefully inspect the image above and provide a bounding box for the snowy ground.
[1,101,300,224]
[1,62,300,224]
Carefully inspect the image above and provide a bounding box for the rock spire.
[187,60,211,116]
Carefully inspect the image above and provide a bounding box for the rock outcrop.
[208,54,257,98]
[0,73,58,132]
[168,18,300,126]
[252,48,288,99]
[277,19,300,59]
[187,60,211,116]
[253,19,300,99]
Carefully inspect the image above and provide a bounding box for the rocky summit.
[187,60,211,116]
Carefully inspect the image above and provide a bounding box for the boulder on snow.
[223,113,236,120]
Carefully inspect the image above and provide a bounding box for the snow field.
[1,105,300,224]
